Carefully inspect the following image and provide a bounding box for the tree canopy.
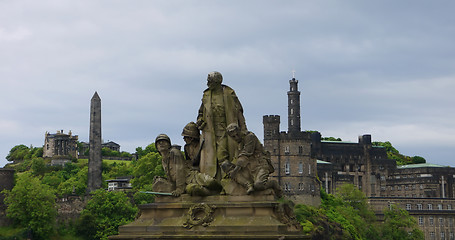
[76,189,138,240]
[2,172,57,239]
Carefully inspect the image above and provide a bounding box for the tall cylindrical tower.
[287,78,301,134]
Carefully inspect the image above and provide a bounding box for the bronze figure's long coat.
[197,85,247,178]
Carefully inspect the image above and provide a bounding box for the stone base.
[109,195,308,240]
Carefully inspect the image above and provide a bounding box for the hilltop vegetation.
[1,143,424,239]
[372,141,426,165]
[2,143,163,240]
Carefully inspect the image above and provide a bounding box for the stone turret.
[263,115,280,140]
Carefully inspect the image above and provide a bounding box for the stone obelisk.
[87,92,102,193]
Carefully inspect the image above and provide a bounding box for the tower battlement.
[263,115,280,140]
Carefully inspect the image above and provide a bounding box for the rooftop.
[317,160,332,164]
[397,163,450,169]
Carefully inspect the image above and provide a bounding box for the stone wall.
[0,169,15,226]
[56,195,89,224]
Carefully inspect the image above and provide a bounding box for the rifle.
[193,138,205,167]
[140,191,173,196]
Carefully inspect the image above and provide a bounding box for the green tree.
[104,162,133,180]
[2,172,57,239]
[336,184,376,222]
[135,143,157,159]
[31,157,47,176]
[101,147,121,157]
[6,144,29,162]
[57,166,88,196]
[120,151,132,158]
[322,137,342,141]
[295,185,380,240]
[380,205,424,240]
[411,156,426,164]
[76,190,138,240]
[131,150,164,190]
[372,141,425,165]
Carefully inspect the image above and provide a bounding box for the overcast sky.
[1,1,454,168]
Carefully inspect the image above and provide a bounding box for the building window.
[308,164,311,175]
[284,183,291,191]
[418,216,423,225]
[298,162,303,174]
[441,232,445,240]
[430,216,434,226]
[448,204,452,210]
[298,146,303,154]
[439,217,444,226]
[285,146,290,154]
[449,232,454,240]
[449,217,453,226]
[405,185,409,190]
[428,204,433,210]
[299,183,304,191]
[285,162,290,175]
[406,204,412,210]
[420,184,424,189]
[430,232,435,240]
[417,203,422,210]
[438,204,443,210]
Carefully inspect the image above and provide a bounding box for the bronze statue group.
[152,72,282,198]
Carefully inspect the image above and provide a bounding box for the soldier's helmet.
[182,122,200,139]
[155,134,171,144]
[208,71,223,84]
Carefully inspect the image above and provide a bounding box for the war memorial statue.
[197,71,247,181]
[109,72,305,240]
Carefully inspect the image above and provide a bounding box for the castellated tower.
[87,92,102,193]
[263,76,321,206]
[263,115,280,140]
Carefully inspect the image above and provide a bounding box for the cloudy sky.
[1,1,454,167]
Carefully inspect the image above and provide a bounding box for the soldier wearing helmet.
[181,122,222,196]
[153,134,187,197]
[182,122,201,168]
[225,123,282,197]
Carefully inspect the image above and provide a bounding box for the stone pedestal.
[109,195,307,240]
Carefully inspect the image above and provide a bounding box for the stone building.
[43,130,78,159]
[106,177,132,191]
[263,77,320,206]
[314,134,396,197]
[264,75,455,239]
[102,141,120,152]
[79,141,121,156]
